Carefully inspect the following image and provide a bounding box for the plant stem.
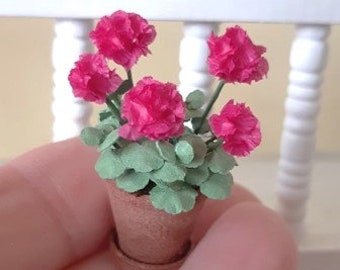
[105,97,123,124]
[111,94,121,109]
[195,80,225,133]
[127,69,133,85]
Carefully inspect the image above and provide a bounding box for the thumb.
[181,202,297,270]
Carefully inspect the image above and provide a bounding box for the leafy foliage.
[84,95,241,215]
[185,90,205,110]
[149,183,198,214]
[116,171,150,192]
[120,142,164,172]
[95,149,125,179]
[80,127,103,146]
[200,173,233,199]
[151,162,186,183]
[207,147,238,174]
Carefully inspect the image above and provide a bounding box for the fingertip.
[191,184,259,244]
[183,202,297,270]
[64,248,115,270]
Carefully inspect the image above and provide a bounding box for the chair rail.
[1,0,340,24]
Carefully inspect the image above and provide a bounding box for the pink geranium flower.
[68,53,123,104]
[89,10,156,70]
[207,26,268,84]
[119,77,185,141]
[209,100,261,157]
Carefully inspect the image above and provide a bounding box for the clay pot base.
[111,233,190,270]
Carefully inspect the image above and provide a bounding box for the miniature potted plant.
[68,10,268,270]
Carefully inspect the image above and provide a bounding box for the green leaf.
[80,127,103,146]
[176,135,207,168]
[98,116,120,130]
[95,150,125,179]
[96,122,115,135]
[116,171,150,192]
[97,109,120,135]
[191,117,210,134]
[208,147,237,175]
[185,90,205,110]
[120,143,164,173]
[155,141,176,162]
[151,162,186,183]
[99,129,119,151]
[200,173,233,200]
[150,178,168,188]
[150,184,198,214]
[185,108,204,121]
[175,140,194,164]
[184,164,209,186]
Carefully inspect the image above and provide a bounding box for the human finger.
[192,184,260,244]
[63,248,115,270]
[182,202,297,270]
[0,138,113,270]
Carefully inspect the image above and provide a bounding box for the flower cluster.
[207,25,268,84]
[69,10,268,214]
[119,77,185,141]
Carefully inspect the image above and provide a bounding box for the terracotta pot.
[106,181,204,269]
[110,234,187,270]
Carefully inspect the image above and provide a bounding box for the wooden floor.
[234,155,340,270]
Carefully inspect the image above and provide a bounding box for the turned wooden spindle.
[277,24,330,238]
[178,22,218,100]
[52,19,93,141]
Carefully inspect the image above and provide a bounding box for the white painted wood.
[178,22,218,99]
[1,0,340,24]
[51,19,93,141]
[277,25,330,239]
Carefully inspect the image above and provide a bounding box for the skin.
[0,139,297,270]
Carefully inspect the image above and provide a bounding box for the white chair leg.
[277,24,330,239]
[178,22,218,99]
[52,19,93,142]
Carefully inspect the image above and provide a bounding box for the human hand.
[0,139,297,270]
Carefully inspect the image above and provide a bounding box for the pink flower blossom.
[68,53,123,104]
[119,77,185,141]
[89,10,156,70]
[209,100,261,157]
[207,26,268,84]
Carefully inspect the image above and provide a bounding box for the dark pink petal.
[118,123,143,141]
[209,100,261,157]
[120,77,185,141]
[90,10,156,70]
[68,53,122,104]
[207,26,268,84]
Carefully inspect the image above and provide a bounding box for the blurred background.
[1,18,339,160]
